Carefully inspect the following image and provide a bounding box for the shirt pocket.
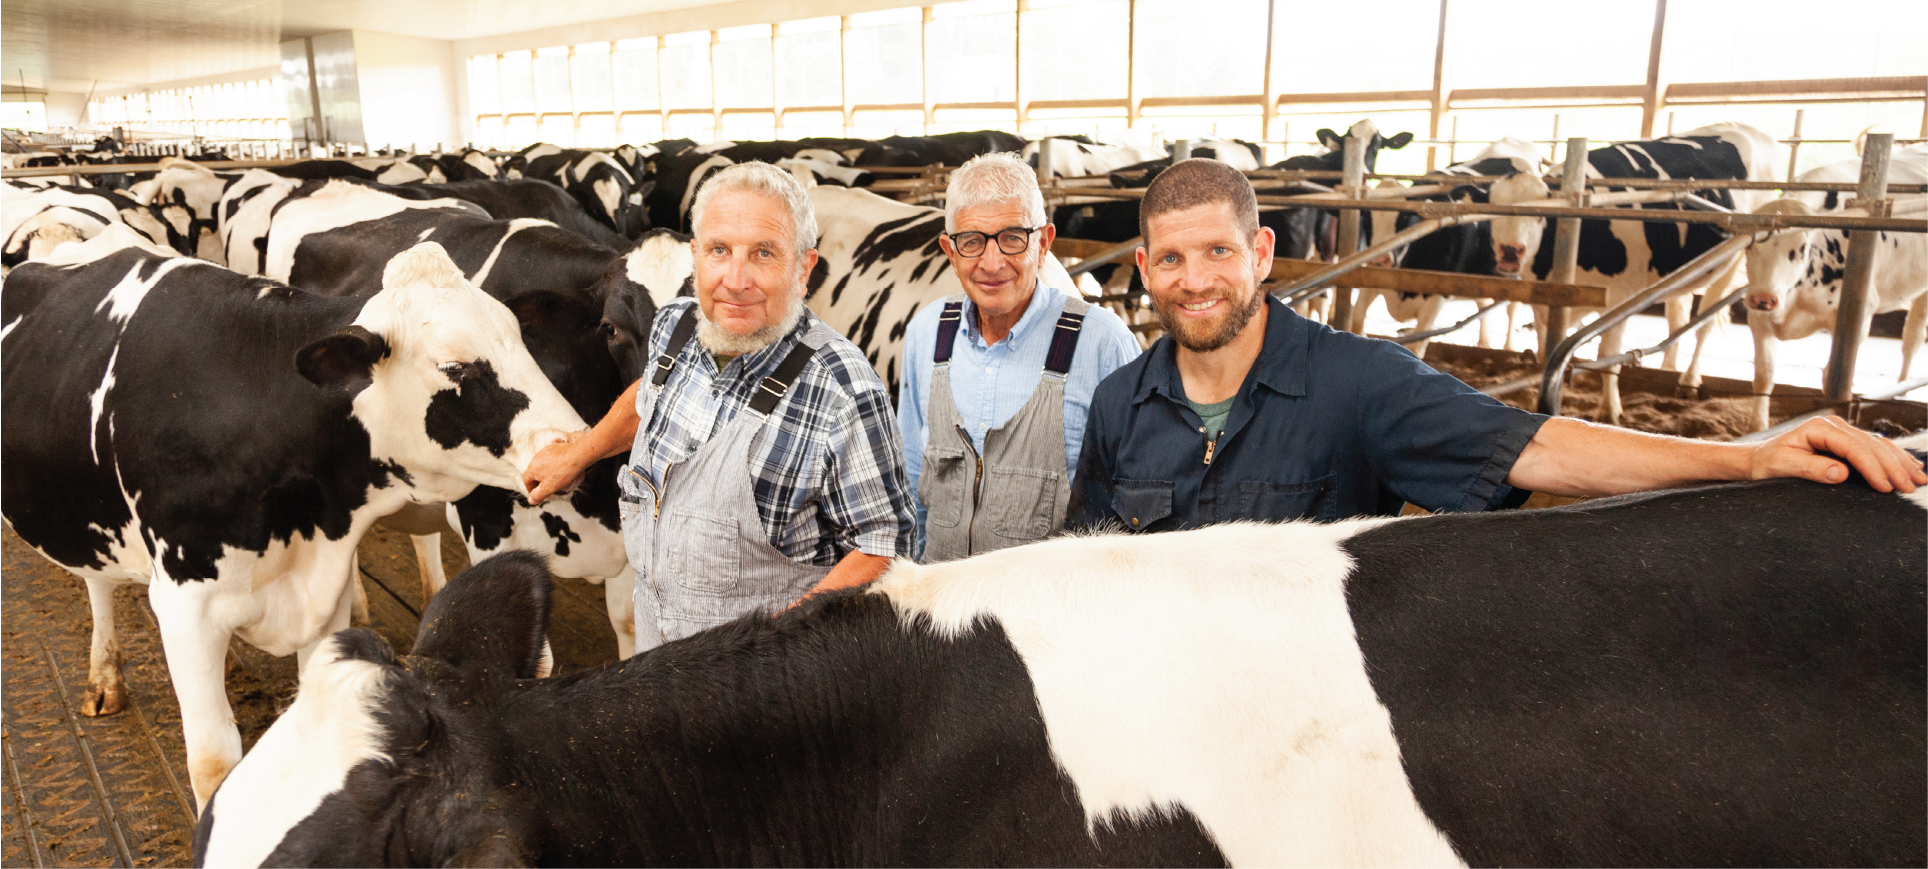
[917,446,970,529]
[663,507,742,596]
[1238,475,1334,523]
[1110,479,1174,531]
[984,467,1063,541]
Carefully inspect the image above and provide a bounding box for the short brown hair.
[1138,158,1259,244]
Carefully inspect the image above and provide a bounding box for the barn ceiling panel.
[1,0,718,93]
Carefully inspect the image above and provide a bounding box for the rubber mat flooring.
[2,523,622,867]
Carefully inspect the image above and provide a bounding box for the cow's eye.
[438,361,476,382]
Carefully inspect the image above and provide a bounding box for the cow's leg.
[148,577,242,810]
[1347,290,1378,336]
[1662,293,1692,371]
[412,532,448,603]
[1901,293,1927,382]
[1749,313,1778,432]
[1408,294,1446,359]
[1532,303,1551,360]
[1596,321,1627,425]
[348,552,369,626]
[297,562,360,674]
[1680,302,1724,395]
[602,566,638,659]
[80,577,126,716]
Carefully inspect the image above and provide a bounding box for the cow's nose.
[1745,294,1778,312]
[1499,245,1523,261]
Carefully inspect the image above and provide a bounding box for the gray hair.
[944,152,1046,233]
[690,161,819,257]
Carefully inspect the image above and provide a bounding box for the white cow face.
[1487,173,1550,277]
[298,243,586,501]
[1743,199,1815,317]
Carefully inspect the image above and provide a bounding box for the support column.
[1542,136,1589,376]
[1331,133,1366,331]
[1638,0,1667,138]
[1823,133,1894,403]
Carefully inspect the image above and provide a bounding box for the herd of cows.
[2,125,1924,867]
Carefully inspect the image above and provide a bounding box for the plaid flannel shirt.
[629,298,914,564]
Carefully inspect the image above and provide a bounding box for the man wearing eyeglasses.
[898,152,1142,563]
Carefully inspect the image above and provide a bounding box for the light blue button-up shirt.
[898,282,1142,554]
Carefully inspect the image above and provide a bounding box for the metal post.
[1786,108,1804,184]
[1822,133,1894,403]
[1330,133,1366,330]
[1541,137,1588,370]
[1173,138,1193,162]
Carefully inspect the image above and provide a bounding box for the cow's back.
[1342,479,1926,866]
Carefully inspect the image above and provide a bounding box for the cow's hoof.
[81,684,125,717]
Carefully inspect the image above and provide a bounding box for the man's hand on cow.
[1750,416,1926,494]
[522,435,592,504]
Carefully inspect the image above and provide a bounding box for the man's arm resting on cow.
[1507,415,1927,498]
[524,379,643,503]
[801,551,897,602]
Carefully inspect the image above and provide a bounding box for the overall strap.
[932,300,966,365]
[748,340,821,416]
[1043,296,1089,377]
[650,306,700,388]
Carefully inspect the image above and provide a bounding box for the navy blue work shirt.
[1066,295,1548,532]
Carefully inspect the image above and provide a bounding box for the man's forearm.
[1506,417,1750,497]
[807,550,897,598]
[1506,414,1926,498]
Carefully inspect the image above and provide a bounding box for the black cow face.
[194,552,554,868]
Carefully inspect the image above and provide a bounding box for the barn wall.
[352,30,462,152]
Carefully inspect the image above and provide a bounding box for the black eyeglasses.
[946,226,1040,257]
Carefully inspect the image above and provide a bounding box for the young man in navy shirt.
[1066,159,1924,533]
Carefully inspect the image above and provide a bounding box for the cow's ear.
[1316,128,1342,150]
[1384,131,1415,150]
[413,551,553,689]
[297,326,390,393]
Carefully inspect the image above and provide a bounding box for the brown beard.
[1156,284,1266,352]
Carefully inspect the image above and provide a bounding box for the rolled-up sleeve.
[822,382,917,559]
[1354,344,1548,513]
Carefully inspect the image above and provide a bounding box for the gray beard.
[695,294,807,356]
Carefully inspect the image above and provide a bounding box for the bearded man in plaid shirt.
[523,162,914,653]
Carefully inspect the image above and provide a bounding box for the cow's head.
[297,242,585,501]
[194,551,556,869]
[599,228,695,383]
[1315,120,1414,172]
[1487,173,1551,277]
[1743,199,1821,317]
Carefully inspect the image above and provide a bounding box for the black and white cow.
[508,145,652,238]
[1742,145,1928,430]
[1347,137,1545,353]
[1487,122,1779,423]
[197,475,1926,867]
[260,181,694,655]
[138,157,249,264]
[1021,136,1169,179]
[806,185,1076,394]
[2,184,191,266]
[0,235,584,807]
[644,149,736,233]
[872,130,1027,166]
[429,179,632,249]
